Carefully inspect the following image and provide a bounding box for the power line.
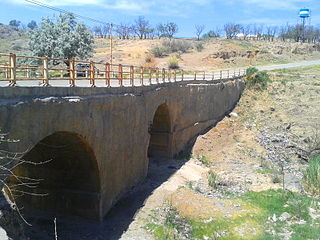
[24,0,115,27]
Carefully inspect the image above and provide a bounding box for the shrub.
[195,42,204,52]
[151,46,169,57]
[142,55,157,69]
[246,67,259,77]
[245,67,270,90]
[168,56,179,69]
[303,155,320,196]
[208,170,218,189]
[11,45,22,51]
[162,39,192,53]
[145,54,153,63]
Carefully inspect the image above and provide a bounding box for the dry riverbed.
[140,66,320,240]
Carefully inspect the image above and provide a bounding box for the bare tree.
[134,16,150,39]
[0,133,50,225]
[253,24,264,40]
[224,23,241,39]
[156,23,166,39]
[116,23,132,40]
[266,26,278,41]
[101,24,111,39]
[92,25,103,38]
[195,24,205,40]
[165,22,178,39]
[241,24,251,40]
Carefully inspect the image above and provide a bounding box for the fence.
[0,53,246,87]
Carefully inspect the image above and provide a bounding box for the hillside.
[0,24,29,55]
[1,28,320,71]
[94,37,320,71]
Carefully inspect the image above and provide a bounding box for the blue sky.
[1,0,318,37]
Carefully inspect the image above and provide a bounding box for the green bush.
[303,155,320,196]
[11,45,22,51]
[208,170,218,189]
[162,39,192,53]
[151,46,169,58]
[246,67,259,77]
[168,56,179,69]
[245,68,270,90]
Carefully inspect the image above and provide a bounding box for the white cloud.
[10,0,102,6]
[228,0,313,11]
[9,0,213,14]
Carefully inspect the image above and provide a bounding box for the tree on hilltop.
[27,20,38,30]
[29,13,94,64]
[9,20,21,30]
[195,24,205,40]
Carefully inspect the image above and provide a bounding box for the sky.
[0,0,319,37]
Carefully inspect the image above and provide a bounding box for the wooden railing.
[0,53,246,87]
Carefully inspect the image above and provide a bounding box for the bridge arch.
[148,103,172,158]
[9,131,101,220]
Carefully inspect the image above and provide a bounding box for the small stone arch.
[8,131,101,220]
[148,103,172,158]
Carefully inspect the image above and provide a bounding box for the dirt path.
[256,59,320,71]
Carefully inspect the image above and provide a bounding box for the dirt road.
[256,59,320,71]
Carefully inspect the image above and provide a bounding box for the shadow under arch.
[9,131,101,220]
[148,103,172,158]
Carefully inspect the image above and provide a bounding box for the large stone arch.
[148,103,172,158]
[8,131,101,220]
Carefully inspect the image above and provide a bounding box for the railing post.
[162,68,165,83]
[130,65,134,86]
[69,58,75,87]
[156,68,159,84]
[9,53,16,86]
[168,70,171,82]
[220,70,222,79]
[181,70,184,81]
[105,63,110,87]
[118,64,123,87]
[203,71,205,80]
[90,61,95,87]
[5,63,10,80]
[194,72,197,80]
[149,68,152,85]
[174,70,176,82]
[42,56,49,86]
[140,66,144,86]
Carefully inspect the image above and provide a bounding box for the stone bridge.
[0,54,245,221]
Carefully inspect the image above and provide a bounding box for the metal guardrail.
[0,53,246,87]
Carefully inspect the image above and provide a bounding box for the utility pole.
[110,23,113,65]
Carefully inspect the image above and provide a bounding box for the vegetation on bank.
[245,67,270,90]
[304,155,320,197]
[146,66,320,240]
[146,189,320,240]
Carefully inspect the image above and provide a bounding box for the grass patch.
[303,155,320,196]
[245,67,270,90]
[198,155,211,166]
[147,190,320,240]
[207,170,218,189]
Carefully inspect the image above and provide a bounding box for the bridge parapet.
[0,53,245,88]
